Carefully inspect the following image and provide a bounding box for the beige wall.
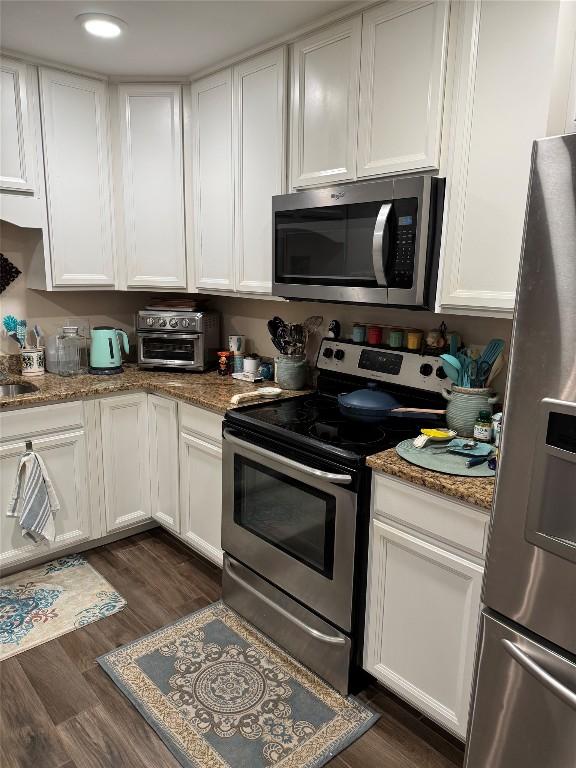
[210,295,513,394]
[0,222,149,353]
[1,222,513,393]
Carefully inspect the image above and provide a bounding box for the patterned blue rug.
[98,601,377,767]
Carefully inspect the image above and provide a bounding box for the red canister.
[367,325,382,345]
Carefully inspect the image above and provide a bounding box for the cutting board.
[395,439,496,477]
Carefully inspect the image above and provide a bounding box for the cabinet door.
[39,68,116,287]
[438,0,560,315]
[0,430,92,570]
[365,518,483,738]
[190,69,234,291]
[117,84,187,289]
[179,430,223,566]
[290,18,361,188]
[234,48,286,293]
[357,1,449,178]
[0,58,35,192]
[100,394,151,532]
[148,395,180,534]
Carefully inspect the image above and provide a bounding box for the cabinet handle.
[502,639,576,711]
[372,202,392,287]
[224,558,346,646]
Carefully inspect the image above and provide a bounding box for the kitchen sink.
[0,382,39,397]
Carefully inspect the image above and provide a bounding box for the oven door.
[137,332,204,369]
[222,428,357,632]
[273,176,435,306]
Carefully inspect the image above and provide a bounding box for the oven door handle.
[224,559,347,646]
[137,332,200,340]
[223,430,353,485]
[372,202,392,287]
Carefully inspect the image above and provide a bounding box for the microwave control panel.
[387,198,418,289]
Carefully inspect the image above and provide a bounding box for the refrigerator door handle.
[502,639,576,711]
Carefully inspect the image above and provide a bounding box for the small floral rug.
[0,554,126,660]
[98,601,377,768]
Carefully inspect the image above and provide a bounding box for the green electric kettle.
[89,326,129,375]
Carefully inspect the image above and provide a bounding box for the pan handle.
[391,407,447,415]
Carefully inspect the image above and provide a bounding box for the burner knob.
[145,317,155,327]
[157,318,167,328]
[323,348,334,358]
[334,349,345,361]
[436,366,448,380]
[169,318,179,328]
[181,318,190,328]
[419,363,433,377]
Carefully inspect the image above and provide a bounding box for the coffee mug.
[228,335,246,354]
[21,347,45,377]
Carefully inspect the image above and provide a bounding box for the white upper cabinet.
[357,1,449,178]
[39,68,116,287]
[290,18,361,188]
[0,58,35,193]
[191,69,235,291]
[438,0,561,316]
[234,48,286,294]
[117,84,186,289]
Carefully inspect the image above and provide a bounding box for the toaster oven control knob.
[169,318,178,328]
[436,366,447,380]
[419,363,433,377]
[157,318,167,327]
[181,318,190,328]
[323,347,334,358]
[334,349,345,361]
[145,317,155,327]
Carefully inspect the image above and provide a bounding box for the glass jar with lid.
[56,326,88,376]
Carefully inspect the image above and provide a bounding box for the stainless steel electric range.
[222,339,449,694]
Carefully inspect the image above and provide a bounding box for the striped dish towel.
[7,451,60,542]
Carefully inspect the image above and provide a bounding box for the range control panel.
[316,339,448,393]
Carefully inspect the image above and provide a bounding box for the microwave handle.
[372,202,392,287]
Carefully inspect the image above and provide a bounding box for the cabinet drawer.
[0,401,84,442]
[373,473,488,557]
[179,402,223,443]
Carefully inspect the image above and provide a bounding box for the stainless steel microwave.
[272,175,445,307]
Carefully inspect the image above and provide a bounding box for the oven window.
[141,336,197,362]
[234,456,336,578]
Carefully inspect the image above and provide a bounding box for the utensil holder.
[21,347,45,377]
[275,354,307,390]
[442,386,498,437]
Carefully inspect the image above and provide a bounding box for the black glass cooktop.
[227,392,441,459]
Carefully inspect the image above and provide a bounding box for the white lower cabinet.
[99,393,151,533]
[178,403,223,566]
[0,403,96,570]
[365,474,486,739]
[148,395,180,534]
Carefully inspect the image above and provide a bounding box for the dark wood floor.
[0,530,464,768]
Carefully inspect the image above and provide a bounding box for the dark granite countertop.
[0,365,308,415]
[367,448,494,511]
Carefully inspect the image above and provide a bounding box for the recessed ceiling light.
[76,13,127,39]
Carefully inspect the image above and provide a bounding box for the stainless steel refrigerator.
[465,134,576,766]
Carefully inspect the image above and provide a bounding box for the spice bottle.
[217,350,231,376]
[473,410,493,443]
